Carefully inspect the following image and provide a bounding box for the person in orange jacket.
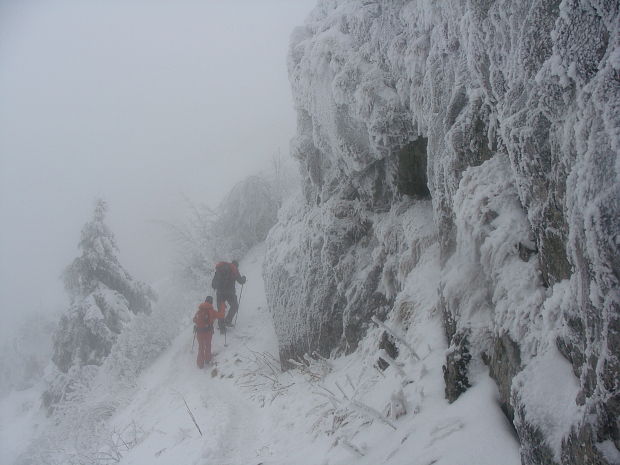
[193,296,225,368]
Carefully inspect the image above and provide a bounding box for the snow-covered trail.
[1,242,523,465]
[111,245,285,465]
[106,242,522,465]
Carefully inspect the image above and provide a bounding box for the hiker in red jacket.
[193,296,225,368]
[211,260,246,331]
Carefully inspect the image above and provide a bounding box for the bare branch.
[378,349,408,380]
[349,399,397,430]
[371,316,419,360]
[339,437,365,457]
[335,381,349,400]
[182,396,203,437]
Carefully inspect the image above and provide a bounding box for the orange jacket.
[193,302,225,330]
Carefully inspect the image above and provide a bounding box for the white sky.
[0,0,316,335]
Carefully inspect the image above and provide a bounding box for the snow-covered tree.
[166,170,289,291]
[44,199,155,410]
[265,150,301,209]
[213,175,279,259]
[162,197,218,290]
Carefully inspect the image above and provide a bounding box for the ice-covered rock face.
[265,0,619,463]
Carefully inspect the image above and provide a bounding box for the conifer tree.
[51,199,156,375]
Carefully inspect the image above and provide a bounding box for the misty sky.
[0,0,316,335]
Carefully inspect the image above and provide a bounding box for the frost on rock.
[264,193,436,366]
[44,200,156,412]
[265,0,619,463]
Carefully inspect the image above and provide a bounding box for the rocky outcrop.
[264,193,436,366]
[265,1,619,463]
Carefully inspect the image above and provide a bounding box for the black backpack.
[211,262,232,290]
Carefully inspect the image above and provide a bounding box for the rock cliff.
[264,1,619,463]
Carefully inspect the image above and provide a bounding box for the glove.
[240,276,247,284]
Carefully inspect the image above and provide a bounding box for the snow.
[2,2,616,461]
[281,0,618,461]
[513,347,582,461]
[598,440,620,464]
[1,243,522,464]
[448,154,548,353]
[0,384,48,464]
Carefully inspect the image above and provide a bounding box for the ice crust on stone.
[265,0,619,462]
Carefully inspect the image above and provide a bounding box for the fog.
[0,0,315,338]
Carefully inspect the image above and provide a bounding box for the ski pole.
[234,283,244,326]
[192,326,197,351]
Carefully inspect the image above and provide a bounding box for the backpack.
[194,307,213,331]
[211,262,232,290]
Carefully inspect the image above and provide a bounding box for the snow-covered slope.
[265,1,620,464]
[2,244,524,465]
[107,245,523,465]
[3,1,617,463]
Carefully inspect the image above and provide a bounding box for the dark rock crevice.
[396,137,431,200]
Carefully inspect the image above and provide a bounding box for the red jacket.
[214,261,245,293]
[193,302,225,330]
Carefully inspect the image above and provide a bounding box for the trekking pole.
[234,283,244,326]
[192,326,197,351]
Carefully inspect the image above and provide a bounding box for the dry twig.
[182,396,203,437]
